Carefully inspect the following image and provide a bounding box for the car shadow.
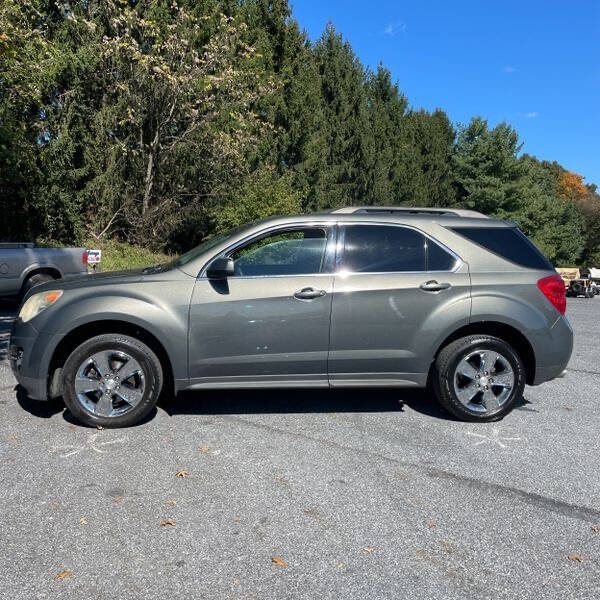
[16,385,64,419]
[162,386,457,421]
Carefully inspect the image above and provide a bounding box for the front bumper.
[9,320,63,401]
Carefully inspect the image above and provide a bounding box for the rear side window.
[450,227,553,270]
[340,225,426,272]
[427,239,458,271]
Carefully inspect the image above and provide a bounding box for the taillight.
[82,250,88,265]
[537,274,566,315]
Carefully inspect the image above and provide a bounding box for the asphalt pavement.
[1,298,599,599]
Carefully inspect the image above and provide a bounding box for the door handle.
[294,287,327,300]
[420,280,451,292]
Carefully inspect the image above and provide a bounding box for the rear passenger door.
[328,223,471,386]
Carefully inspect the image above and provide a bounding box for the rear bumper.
[531,315,573,385]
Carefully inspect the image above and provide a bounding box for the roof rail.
[330,206,488,218]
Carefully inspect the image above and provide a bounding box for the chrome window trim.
[198,221,336,279]
[336,221,463,275]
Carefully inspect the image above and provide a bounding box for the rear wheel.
[62,334,163,428]
[433,335,526,421]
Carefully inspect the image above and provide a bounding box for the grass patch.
[84,238,173,272]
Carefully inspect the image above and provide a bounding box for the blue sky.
[291,0,600,187]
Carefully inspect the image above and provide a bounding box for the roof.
[329,206,489,219]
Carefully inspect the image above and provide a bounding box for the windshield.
[168,224,250,269]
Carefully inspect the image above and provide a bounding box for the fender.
[31,282,194,384]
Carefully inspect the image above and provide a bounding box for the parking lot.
[0,299,599,599]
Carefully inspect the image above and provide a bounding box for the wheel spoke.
[455,380,479,405]
[74,375,102,395]
[115,386,144,408]
[95,393,114,417]
[482,388,500,411]
[116,357,142,381]
[457,360,479,380]
[91,351,112,377]
[478,351,494,373]
[493,370,514,389]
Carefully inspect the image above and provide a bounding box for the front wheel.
[433,335,526,421]
[62,334,163,428]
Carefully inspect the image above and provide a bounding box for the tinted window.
[427,239,457,271]
[451,227,553,270]
[340,225,426,273]
[231,228,327,276]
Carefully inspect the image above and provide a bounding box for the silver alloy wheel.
[453,349,514,414]
[74,350,145,418]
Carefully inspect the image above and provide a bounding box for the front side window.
[230,228,328,277]
[340,225,426,273]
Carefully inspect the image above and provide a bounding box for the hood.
[30,268,146,295]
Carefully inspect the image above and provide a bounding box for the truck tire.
[21,272,57,299]
[571,281,582,295]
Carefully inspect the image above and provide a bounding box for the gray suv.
[9,207,572,427]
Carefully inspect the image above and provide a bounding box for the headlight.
[19,290,63,323]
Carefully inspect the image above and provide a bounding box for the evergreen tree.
[312,24,372,209]
[363,65,410,206]
[452,117,527,217]
[405,109,456,206]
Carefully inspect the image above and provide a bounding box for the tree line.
[1,0,598,266]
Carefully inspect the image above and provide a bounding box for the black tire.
[62,334,163,428]
[571,281,582,295]
[21,272,56,298]
[433,335,526,422]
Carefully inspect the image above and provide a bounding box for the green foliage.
[452,117,526,217]
[213,166,302,232]
[0,0,597,268]
[82,238,172,272]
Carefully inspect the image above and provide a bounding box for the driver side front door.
[187,224,335,388]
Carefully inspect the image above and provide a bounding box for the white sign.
[87,249,102,264]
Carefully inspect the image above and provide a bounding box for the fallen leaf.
[7,434,17,443]
[96,425,104,430]
[112,496,124,505]
[336,562,345,569]
[591,525,600,533]
[54,570,73,581]
[79,517,88,525]
[271,556,287,567]
[198,446,210,454]
[363,546,375,553]
[167,498,177,506]
[562,406,574,412]
[568,552,584,562]
[160,519,176,527]
[175,469,189,478]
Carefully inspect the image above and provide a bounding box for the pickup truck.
[0,243,89,299]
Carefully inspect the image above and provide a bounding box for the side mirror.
[206,256,234,279]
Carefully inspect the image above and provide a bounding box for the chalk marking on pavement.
[50,433,126,458]
[466,427,521,449]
